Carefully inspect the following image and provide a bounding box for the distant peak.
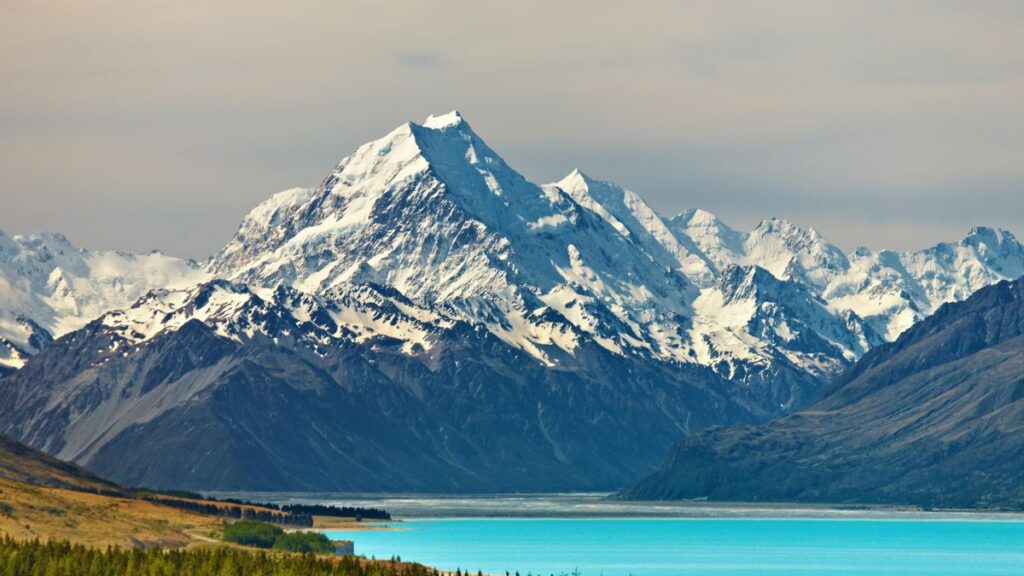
[721,263,773,283]
[756,216,791,229]
[754,217,814,238]
[966,226,1001,240]
[676,208,720,226]
[555,168,593,189]
[964,226,1020,248]
[18,231,74,247]
[423,110,467,130]
[715,264,787,302]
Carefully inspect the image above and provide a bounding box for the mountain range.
[0,232,205,373]
[623,276,1024,509]
[1,110,1022,491]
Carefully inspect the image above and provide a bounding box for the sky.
[2,0,1023,258]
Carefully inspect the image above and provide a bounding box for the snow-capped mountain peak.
[201,113,1024,388]
[4,111,1024,416]
[744,217,850,289]
[960,226,1023,263]
[0,231,207,371]
[423,109,468,129]
[554,169,597,192]
[211,114,715,365]
[5,110,1024,497]
[549,169,717,284]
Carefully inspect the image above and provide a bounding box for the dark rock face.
[0,304,757,492]
[622,277,1024,509]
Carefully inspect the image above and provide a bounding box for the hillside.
[0,436,433,574]
[0,290,752,491]
[0,433,119,494]
[0,433,221,547]
[0,433,350,547]
[0,478,223,548]
[622,277,1024,509]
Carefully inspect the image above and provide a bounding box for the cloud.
[394,51,446,69]
[0,0,1022,256]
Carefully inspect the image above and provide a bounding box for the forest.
[138,495,314,526]
[222,520,334,553]
[0,536,442,576]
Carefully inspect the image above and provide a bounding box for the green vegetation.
[218,499,392,520]
[223,520,333,553]
[273,531,334,553]
[0,536,441,575]
[222,520,284,548]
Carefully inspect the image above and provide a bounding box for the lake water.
[322,517,1024,576]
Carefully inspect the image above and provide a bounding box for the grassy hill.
[0,433,120,494]
[0,477,222,547]
[0,432,225,547]
[0,433,445,575]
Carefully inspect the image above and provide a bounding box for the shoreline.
[306,517,399,532]
[209,492,1024,522]
[309,513,1024,576]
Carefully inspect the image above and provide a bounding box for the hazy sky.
[2,1,1023,258]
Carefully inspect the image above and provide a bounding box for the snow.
[0,231,208,369]
[423,110,466,129]
[171,113,1024,380]
[4,111,1023,390]
[552,170,716,284]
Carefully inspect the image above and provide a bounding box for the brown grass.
[0,435,119,494]
[0,477,222,548]
[311,516,393,531]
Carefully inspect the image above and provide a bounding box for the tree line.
[139,496,314,526]
[216,498,391,520]
[0,536,441,576]
[49,483,392,524]
[222,521,335,553]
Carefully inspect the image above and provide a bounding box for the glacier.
[3,110,1023,398]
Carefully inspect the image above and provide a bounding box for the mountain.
[666,211,1024,342]
[4,114,1020,391]
[622,276,1024,509]
[1,111,1023,492]
[0,279,752,491]
[0,231,207,372]
[822,226,1024,340]
[688,264,883,413]
[0,316,51,377]
[212,112,704,369]
[207,113,1024,405]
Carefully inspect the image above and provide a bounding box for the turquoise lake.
[322,518,1024,575]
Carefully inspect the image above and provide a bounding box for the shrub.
[272,531,334,554]
[223,520,284,548]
